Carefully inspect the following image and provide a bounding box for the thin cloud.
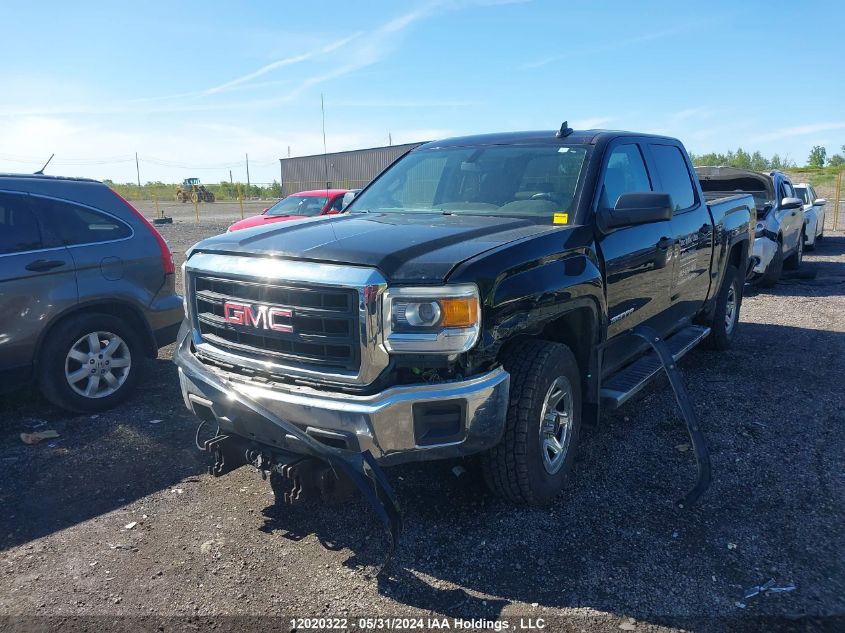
[751,122,845,143]
[203,33,363,95]
[521,20,721,70]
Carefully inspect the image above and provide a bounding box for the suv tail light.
[111,191,175,274]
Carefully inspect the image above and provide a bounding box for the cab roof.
[416,129,680,150]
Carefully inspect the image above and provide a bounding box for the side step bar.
[600,325,710,409]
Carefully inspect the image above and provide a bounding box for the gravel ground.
[1,221,843,632]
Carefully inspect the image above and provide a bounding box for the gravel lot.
[1,219,843,632]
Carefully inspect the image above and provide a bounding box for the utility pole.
[135,152,141,187]
[278,158,284,193]
[287,146,291,158]
[245,153,250,192]
[229,169,233,184]
[388,132,392,146]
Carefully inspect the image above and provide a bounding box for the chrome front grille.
[185,253,389,386]
[193,276,360,371]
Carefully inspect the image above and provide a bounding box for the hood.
[227,213,308,232]
[194,212,557,283]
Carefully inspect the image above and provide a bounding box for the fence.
[785,169,844,232]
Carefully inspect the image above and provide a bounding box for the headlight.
[383,284,480,354]
[754,222,765,238]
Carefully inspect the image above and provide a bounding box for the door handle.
[657,237,675,249]
[25,259,65,272]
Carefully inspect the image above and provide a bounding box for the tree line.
[690,145,845,170]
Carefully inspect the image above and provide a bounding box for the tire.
[703,264,742,351]
[757,240,783,288]
[38,313,144,413]
[481,340,581,506]
[784,231,804,270]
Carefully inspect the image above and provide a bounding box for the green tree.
[807,145,827,168]
[828,154,845,168]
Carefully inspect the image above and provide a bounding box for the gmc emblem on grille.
[223,301,294,333]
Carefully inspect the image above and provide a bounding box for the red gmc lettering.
[223,302,292,332]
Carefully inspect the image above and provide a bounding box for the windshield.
[347,144,589,222]
[794,186,811,204]
[265,195,328,217]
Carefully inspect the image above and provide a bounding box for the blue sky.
[1,0,842,183]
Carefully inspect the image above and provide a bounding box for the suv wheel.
[757,240,783,288]
[784,232,804,270]
[39,313,144,412]
[481,340,581,506]
[704,264,742,351]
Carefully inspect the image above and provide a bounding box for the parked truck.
[175,127,754,507]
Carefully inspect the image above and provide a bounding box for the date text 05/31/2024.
[290,617,547,630]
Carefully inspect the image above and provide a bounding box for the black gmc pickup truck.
[175,127,754,507]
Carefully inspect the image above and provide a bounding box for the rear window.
[30,197,132,245]
[649,144,696,211]
[0,193,43,254]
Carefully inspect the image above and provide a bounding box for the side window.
[600,144,652,208]
[31,198,132,246]
[780,180,795,200]
[329,195,344,212]
[0,193,43,254]
[649,144,696,211]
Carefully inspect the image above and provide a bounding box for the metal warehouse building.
[278,142,423,196]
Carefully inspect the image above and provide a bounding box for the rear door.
[0,192,77,373]
[594,141,675,376]
[645,142,714,324]
[27,195,155,309]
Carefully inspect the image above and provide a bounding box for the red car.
[227,189,348,232]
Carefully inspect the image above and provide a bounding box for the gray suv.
[0,174,183,412]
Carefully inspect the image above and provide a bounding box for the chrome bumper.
[174,327,509,466]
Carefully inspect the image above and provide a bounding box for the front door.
[594,142,675,377]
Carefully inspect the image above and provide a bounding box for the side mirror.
[262,207,269,213]
[814,198,827,206]
[597,192,674,231]
[341,191,358,209]
[780,197,803,211]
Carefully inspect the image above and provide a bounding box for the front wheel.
[38,313,144,412]
[481,340,581,506]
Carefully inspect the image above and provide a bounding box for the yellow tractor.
[175,177,215,203]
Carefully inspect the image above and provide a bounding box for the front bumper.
[751,235,778,274]
[174,327,509,466]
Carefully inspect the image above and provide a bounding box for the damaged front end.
[175,331,402,573]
